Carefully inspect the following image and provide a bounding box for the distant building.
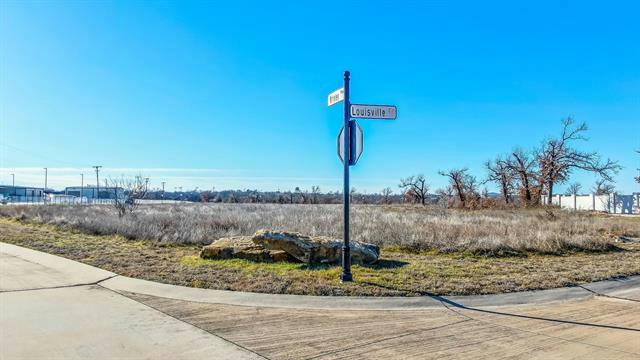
[64,186,125,199]
[0,185,45,201]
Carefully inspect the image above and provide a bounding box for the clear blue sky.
[1,1,639,193]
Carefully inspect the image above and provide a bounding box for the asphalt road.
[1,242,639,359]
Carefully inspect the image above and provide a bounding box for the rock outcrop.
[200,236,293,262]
[251,230,379,265]
[200,231,380,264]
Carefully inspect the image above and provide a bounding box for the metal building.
[0,185,45,202]
[64,186,124,200]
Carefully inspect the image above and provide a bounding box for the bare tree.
[248,190,261,203]
[565,182,582,195]
[349,187,358,203]
[106,176,148,218]
[484,156,514,203]
[435,186,454,208]
[310,186,321,204]
[439,168,476,207]
[295,187,309,204]
[592,179,615,195]
[537,117,620,205]
[380,187,393,204]
[398,174,429,206]
[505,148,538,204]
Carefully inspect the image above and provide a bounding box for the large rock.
[251,230,379,265]
[200,236,293,262]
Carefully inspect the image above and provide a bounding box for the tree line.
[130,117,630,208]
[400,117,624,208]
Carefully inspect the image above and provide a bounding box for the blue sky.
[1,1,639,193]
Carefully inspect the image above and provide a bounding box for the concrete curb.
[101,275,640,310]
[3,242,638,310]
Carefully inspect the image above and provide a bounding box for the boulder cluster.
[200,230,379,265]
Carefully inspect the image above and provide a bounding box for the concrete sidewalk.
[2,242,639,359]
[0,243,264,360]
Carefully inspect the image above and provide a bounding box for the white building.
[545,193,639,214]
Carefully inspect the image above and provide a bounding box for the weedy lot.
[0,204,639,296]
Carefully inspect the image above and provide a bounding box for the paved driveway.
[1,243,639,359]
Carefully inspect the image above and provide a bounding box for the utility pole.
[341,71,352,282]
[93,165,102,202]
[43,167,48,204]
[161,181,165,203]
[11,173,15,199]
[80,173,84,204]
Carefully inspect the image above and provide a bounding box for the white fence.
[1,196,183,206]
[545,193,640,214]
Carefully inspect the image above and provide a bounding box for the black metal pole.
[341,70,352,282]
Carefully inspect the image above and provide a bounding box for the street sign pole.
[341,70,352,282]
[329,71,396,283]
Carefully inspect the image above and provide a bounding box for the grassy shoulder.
[2,217,639,296]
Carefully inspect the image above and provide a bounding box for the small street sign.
[350,104,397,119]
[327,87,345,107]
[337,120,363,166]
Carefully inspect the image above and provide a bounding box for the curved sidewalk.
[3,242,639,310]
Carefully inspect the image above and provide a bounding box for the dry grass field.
[1,203,637,254]
[1,203,639,296]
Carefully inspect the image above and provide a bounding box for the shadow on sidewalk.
[359,281,640,332]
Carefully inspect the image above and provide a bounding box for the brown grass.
[0,203,637,255]
[1,217,639,296]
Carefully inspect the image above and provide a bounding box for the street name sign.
[327,71,397,283]
[350,104,397,119]
[327,87,345,107]
[337,120,363,166]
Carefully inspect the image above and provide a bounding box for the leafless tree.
[435,186,454,208]
[284,191,294,204]
[565,182,582,196]
[398,174,429,206]
[505,148,538,204]
[361,190,370,204]
[248,190,261,203]
[592,179,615,195]
[295,187,309,204]
[310,186,321,204]
[380,187,393,204]
[439,168,476,207]
[484,156,514,203]
[349,187,358,203]
[106,176,148,218]
[537,117,620,205]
